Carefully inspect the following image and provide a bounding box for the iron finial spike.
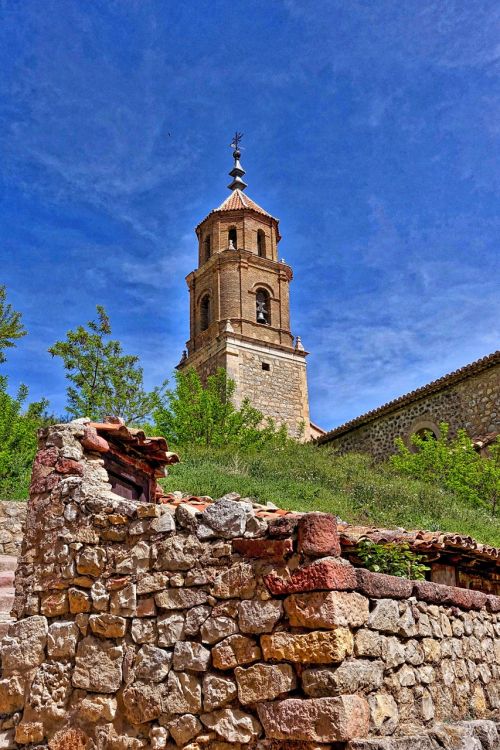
[228,132,248,191]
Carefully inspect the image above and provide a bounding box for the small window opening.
[257,229,266,258]
[228,227,237,249]
[262,362,270,371]
[200,294,211,332]
[203,235,211,262]
[256,289,270,325]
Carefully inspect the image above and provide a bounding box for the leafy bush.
[0,379,51,499]
[154,368,288,450]
[356,538,430,579]
[391,423,500,515]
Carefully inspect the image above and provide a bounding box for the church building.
[178,138,320,440]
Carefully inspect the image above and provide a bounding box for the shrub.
[356,538,430,579]
[390,423,500,515]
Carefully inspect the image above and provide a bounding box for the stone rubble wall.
[0,502,27,556]
[0,422,499,749]
[327,364,500,460]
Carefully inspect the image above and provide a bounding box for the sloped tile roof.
[319,351,500,444]
[196,189,280,236]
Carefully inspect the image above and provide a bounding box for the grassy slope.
[161,443,500,547]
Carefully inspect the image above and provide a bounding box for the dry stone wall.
[0,502,26,556]
[0,422,499,749]
[327,363,499,460]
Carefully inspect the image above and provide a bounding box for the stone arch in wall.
[407,417,441,447]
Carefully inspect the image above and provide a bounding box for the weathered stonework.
[320,352,499,460]
[0,502,26,556]
[0,421,499,749]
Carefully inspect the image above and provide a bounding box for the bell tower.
[178,136,313,440]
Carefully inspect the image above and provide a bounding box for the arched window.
[228,227,237,249]
[256,289,270,325]
[257,229,266,258]
[200,294,211,332]
[203,235,211,262]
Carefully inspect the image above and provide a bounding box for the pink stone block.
[264,558,357,595]
[257,695,369,742]
[297,513,341,557]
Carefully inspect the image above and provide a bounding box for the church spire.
[228,131,248,192]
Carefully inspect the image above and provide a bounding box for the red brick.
[486,594,500,613]
[264,558,357,595]
[413,580,488,611]
[55,458,84,476]
[80,426,109,453]
[356,568,413,599]
[297,513,340,557]
[232,538,293,560]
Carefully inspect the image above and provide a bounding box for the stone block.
[72,636,123,693]
[238,599,283,634]
[297,513,341,557]
[166,671,202,714]
[212,634,261,670]
[135,644,172,681]
[285,591,369,628]
[232,538,293,559]
[303,660,384,697]
[123,681,165,724]
[257,695,369,742]
[261,629,353,663]
[265,557,357,595]
[1,615,48,674]
[89,613,127,638]
[355,569,413,599]
[174,641,211,671]
[200,707,261,743]
[202,673,237,711]
[155,588,208,610]
[235,663,296,703]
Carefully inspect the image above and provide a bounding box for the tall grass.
[161,442,500,547]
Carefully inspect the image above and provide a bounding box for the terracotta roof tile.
[319,351,500,444]
[196,189,280,239]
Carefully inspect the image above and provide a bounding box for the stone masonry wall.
[0,422,499,749]
[328,364,500,461]
[0,503,26,556]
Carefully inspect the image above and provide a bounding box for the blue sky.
[1,0,499,429]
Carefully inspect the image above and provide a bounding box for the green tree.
[0,378,51,498]
[391,423,500,515]
[153,367,288,449]
[0,285,26,364]
[49,305,167,423]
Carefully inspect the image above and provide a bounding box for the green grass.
[161,442,500,547]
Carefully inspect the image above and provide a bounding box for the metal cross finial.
[228,132,247,191]
[230,131,244,151]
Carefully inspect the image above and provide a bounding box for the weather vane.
[230,131,244,151]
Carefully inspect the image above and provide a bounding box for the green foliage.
[153,367,288,450]
[0,286,26,364]
[356,538,430,579]
[0,377,51,499]
[49,306,167,424]
[391,423,500,515]
[161,441,500,547]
